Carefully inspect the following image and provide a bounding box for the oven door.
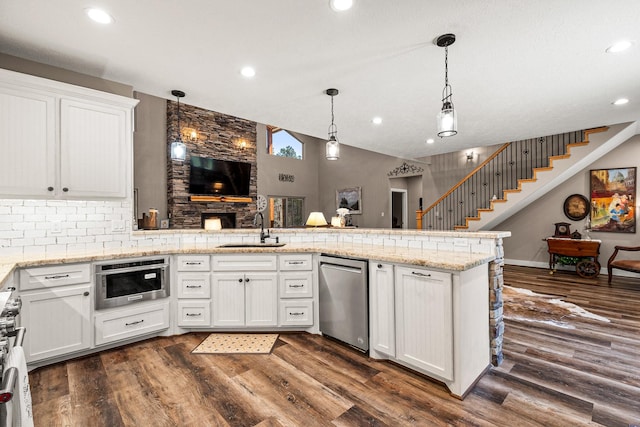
[96,264,169,309]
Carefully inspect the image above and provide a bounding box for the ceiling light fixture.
[436,33,458,138]
[240,66,256,78]
[613,98,629,105]
[325,88,341,160]
[170,90,187,161]
[372,117,382,125]
[330,0,353,12]
[606,40,633,53]
[426,138,435,144]
[85,8,114,24]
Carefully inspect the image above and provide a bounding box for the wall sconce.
[305,212,328,227]
[466,151,474,161]
[239,140,247,150]
[189,130,197,141]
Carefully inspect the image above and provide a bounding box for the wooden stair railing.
[416,127,608,231]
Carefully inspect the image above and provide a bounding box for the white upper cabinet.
[0,68,138,199]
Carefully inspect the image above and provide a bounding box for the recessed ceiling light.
[240,66,256,78]
[613,98,629,105]
[85,8,114,24]
[372,117,382,125]
[330,0,353,12]
[606,40,633,53]
[426,138,435,144]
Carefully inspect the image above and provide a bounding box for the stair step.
[549,154,570,161]
[503,189,521,194]
[454,226,469,230]
[568,141,589,147]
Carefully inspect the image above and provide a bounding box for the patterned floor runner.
[192,333,279,354]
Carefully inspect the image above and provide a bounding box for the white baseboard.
[504,258,640,279]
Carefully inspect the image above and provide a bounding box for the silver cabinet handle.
[125,319,144,326]
[185,313,202,317]
[289,312,304,316]
[411,271,431,277]
[186,285,202,288]
[45,274,70,280]
[288,284,304,288]
[83,291,90,296]
[185,261,202,265]
[288,261,304,265]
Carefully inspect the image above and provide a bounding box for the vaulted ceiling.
[1,0,639,159]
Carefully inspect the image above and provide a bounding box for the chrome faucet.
[255,212,270,243]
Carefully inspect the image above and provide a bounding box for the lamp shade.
[437,103,457,137]
[204,217,222,230]
[305,212,328,227]
[326,137,340,160]
[170,140,186,161]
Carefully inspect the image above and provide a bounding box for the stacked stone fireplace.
[166,101,257,229]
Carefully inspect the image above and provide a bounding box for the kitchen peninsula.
[0,228,508,398]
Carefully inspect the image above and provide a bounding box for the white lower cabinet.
[20,284,91,363]
[19,263,92,364]
[212,273,278,327]
[395,266,453,381]
[278,300,313,326]
[94,301,170,346]
[369,262,395,357]
[177,300,211,327]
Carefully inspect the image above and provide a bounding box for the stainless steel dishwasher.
[319,255,369,353]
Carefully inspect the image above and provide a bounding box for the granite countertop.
[0,242,495,288]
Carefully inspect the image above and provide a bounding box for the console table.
[546,237,601,278]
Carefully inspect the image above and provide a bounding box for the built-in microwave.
[95,257,170,310]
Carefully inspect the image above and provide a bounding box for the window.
[269,197,305,228]
[267,126,303,159]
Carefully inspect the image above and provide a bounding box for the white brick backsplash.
[87,214,105,221]
[423,241,438,250]
[23,245,46,258]
[437,242,454,251]
[57,207,77,215]
[45,244,67,255]
[0,200,23,206]
[11,206,34,215]
[67,243,87,254]
[35,207,57,215]
[56,237,77,245]
[24,229,46,238]
[0,224,11,231]
[77,207,96,215]
[0,230,23,239]
[0,207,10,214]
[408,240,422,249]
[87,227,106,235]
[12,222,35,231]
[0,215,23,223]
[46,200,67,207]
[35,237,56,245]
[24,215,46,222]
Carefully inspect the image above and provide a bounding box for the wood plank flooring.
[29,266,640,426]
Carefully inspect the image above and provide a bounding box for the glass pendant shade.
[326,136,340,160]
[437,102,457,137]
[170,140,186,161]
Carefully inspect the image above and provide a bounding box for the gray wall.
[256,124,321,221]
[0,53,132,97]
[133,92,167,220]
[493,135,640,269]
[317,144,423,228]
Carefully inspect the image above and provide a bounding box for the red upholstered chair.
[607,246,640,285]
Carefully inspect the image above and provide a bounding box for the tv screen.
[188,156,252,196]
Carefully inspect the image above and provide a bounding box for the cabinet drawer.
[177,273,211,298]
[177,301,211,327]
[20,263,90,291]
[279,254,313,271]
[176,255,210,271]
[212,255,277,272]
[279,272,313,298]
[94,301,170,346]
[279,300,313,326]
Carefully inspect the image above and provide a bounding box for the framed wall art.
[336,187,362,214]
[589,167,636,233]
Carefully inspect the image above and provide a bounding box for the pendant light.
[436,34,457,138]
[325,88,340,160]
[170,89,187,161]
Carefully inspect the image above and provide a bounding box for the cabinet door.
[21,285,91,363]
[60,99,128,198]
[395,266,453,380]
[245,273,278,327]
[369,262,395,357]
[0,87,56,197]
[212,273,246,327]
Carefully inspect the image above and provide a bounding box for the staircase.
[417,122,638,231]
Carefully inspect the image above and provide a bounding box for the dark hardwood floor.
[29,266,640,426]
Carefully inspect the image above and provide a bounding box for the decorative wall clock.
[563,194,589,221]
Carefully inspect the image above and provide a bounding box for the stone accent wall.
[489,238,505,366]
[166,101,257,229]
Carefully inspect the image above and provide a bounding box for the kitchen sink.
[217,242,286,248]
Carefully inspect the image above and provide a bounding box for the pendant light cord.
[176,96,182,142]
[328,93,337,137]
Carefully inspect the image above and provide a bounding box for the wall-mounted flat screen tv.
[188,156,252,196]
